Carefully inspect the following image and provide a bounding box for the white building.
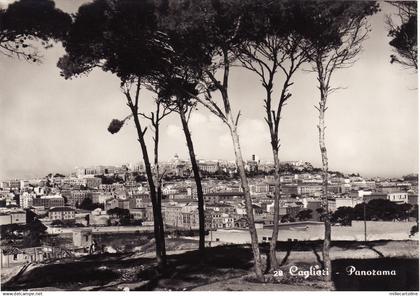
[19,192,34,209]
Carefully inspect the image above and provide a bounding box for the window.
[13,254,17,260]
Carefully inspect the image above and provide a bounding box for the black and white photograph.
[0,0,418,293]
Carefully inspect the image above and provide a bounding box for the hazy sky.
[0,1,418,180]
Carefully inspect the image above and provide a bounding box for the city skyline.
[0,0,418,180]
[0,155,416,182]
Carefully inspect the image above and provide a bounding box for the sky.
[0,1,418,180]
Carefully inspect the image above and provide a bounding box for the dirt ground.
[1,240,418,291]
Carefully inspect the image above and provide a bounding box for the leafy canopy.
[58,0,171,83]
[0,0,71,61]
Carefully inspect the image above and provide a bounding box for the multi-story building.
[129,194,150,209]
[32,195,65,208]
[180,209,200,229]
[129,208,147,221]
[163,203,183,227]
[118,199,130,209]
[8,180,22,190]
[246,155,259,173]
[204,192,244,203]
[19,192,35,209]
[64,190,92,207]
[198,161,219,173]
[85,177,102,189]
[250,183,270,195]
[62,177,87,187]
[48,207,76,221]
[335,197,364,209]
[210,212,234,229]
[299,185,323,196]
[364,192,409,204]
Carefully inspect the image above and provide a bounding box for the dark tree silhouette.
[159,0,265,280]
[385,1,417,71]
[57,0,171,269]
[237,0,311,270]
[302,1,378,281]
[157,76,207,256]
[0,0,71,61]
[296,209,313,221]
[331,206,354,225]
[79,197,103,211]
[353,199,413,221]
[139,98,171,260]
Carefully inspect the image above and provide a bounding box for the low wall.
[208,221,418,244]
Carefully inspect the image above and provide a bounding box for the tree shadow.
[310,242,324,268]
[279,239,294,266]
[133,245,254,291]
[1,253,154,291]
[363,243,385,258]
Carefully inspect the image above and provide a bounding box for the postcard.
[0,0,418,294]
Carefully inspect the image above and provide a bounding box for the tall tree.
[302,1,378,281]
[160,0,265,280]
[0,0,70,62]
[57,0,171,269]
[158,76,206,255]
[137,96,172,260]
[385,1,417,71]
[237,0,309,270]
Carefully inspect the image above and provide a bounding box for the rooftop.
[49,207,75,212]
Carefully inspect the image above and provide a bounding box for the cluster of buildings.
[0,157,418,230]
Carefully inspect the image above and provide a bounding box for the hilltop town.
[1,155,418,246]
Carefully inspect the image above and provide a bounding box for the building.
[234,217,249,228]
[0,247,31,268]
[180,209,200,229]
[104,198,119,211]
[204,192,244,203]
[210,212,234,229]
[250,183,270,195]
[118,199,130,210]
[1,246,75,268]
[73,229,93,248]
[89,208,110,226]
[32,195,65,208]
[0,210,26,225]
[48,207,76,221]
[364,192,409,204]
[246,155,259,173]
[129,208,147,221]
[129,194,150,209]
[62,190,93,207]
[335,197,364,209]
[85,177,102,189]
[163,203,183,227]
[198,161,219,173]
[19,192,34,209]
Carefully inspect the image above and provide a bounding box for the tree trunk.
[153,119,166,260]
[229,121,264,281]
[179,109,206,255]
[318,92,331,281]
[130,106,166,268]
[269,142,281,270]
[156,185,166,258]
